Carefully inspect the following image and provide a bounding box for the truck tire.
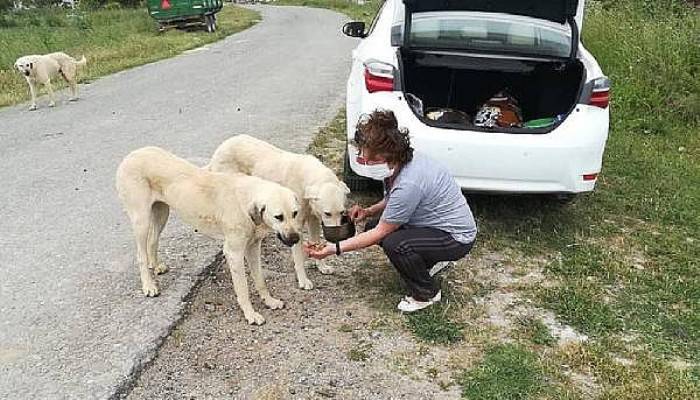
[205,14,216,33]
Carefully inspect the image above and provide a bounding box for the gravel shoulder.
[125,236,463,400]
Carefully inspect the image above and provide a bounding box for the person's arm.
[366,199,387,217]
[339,219,396,252]
[304,220,398,259]
[305,181,421,259]
[349,199,387,222]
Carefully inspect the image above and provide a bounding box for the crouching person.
[303,110,477,312]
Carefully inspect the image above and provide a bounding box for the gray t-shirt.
[381,152,477,244]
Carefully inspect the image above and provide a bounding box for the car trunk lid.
[403,0,581,24]
[401,0,583,59]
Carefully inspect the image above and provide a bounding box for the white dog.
[116,146,302,325]
[208,135,350,290]
[14,52,87,111]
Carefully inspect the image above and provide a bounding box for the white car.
[342,0,610,198]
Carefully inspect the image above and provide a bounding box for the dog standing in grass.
[14,52,87,110]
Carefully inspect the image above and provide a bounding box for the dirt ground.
[123,225,465,400]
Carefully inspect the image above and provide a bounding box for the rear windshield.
[392,11,573,58]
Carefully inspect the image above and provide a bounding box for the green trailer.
[146,0,224,33]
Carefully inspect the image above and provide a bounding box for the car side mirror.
[342,21,366,38]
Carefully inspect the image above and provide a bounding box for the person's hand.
[303,241,334,260]
[348,204,369,222]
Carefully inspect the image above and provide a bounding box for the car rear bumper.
[347,92,609,194]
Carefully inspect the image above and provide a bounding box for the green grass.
[0,5,259,107]
[540,282,624,337]
[460,345,543,400]
[517,316,556,347]
[473,0,699,394]
[557,342,700,400]
[405,300,464,344]
[273,0,382,24]
[463,0,699,358]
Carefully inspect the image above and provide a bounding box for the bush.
[116,0,142,7]
[24,0,62,7]
[0,0,13,13]
[78,0,107,10]
[80,0,141,9]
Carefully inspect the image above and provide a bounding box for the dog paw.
[69,97,79,102]
[264,297,285,310]
[318,263,335,275]
[29,105,37,111]
[48,102,55,108]
[244,311,265,325]
[142,282,160,297]
[298,277,314,290]
[153,263,169,275]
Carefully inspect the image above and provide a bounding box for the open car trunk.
[399,49,585,133]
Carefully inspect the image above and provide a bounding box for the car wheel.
[343,148,376,192]
[552,193,577,205]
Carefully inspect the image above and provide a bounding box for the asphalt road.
[0,5,356,399]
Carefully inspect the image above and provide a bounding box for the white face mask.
[355,162,394,180]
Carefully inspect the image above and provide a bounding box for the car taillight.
[364,61,394,93]
[589,76,610,108]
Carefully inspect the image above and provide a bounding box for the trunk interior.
[399,50,585,133]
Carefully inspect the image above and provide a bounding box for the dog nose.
[287,233,300,245]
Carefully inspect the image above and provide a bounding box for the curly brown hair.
[353,110,414,165]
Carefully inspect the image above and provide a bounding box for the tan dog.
[208,135,350,290]
[116,146,302,325]
[14,52,87,111]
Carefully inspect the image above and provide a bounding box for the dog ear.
[339,181,351,195]
[303,185,320,200]
[249,203,266,225]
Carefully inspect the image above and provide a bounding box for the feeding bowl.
[322,215,356,243]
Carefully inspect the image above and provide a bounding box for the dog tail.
[76,56,87,67]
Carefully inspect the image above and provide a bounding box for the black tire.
[343,148,377,192]
[205,14,215,33]
[552,193,577,205]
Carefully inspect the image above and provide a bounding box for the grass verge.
[0,5,259,107]
[273,0,382,23]
[460,344,543,400]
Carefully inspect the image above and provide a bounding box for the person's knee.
[380,232,405,255]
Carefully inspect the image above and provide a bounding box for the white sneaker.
[429,261,454,277]
[397,291,442,313]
